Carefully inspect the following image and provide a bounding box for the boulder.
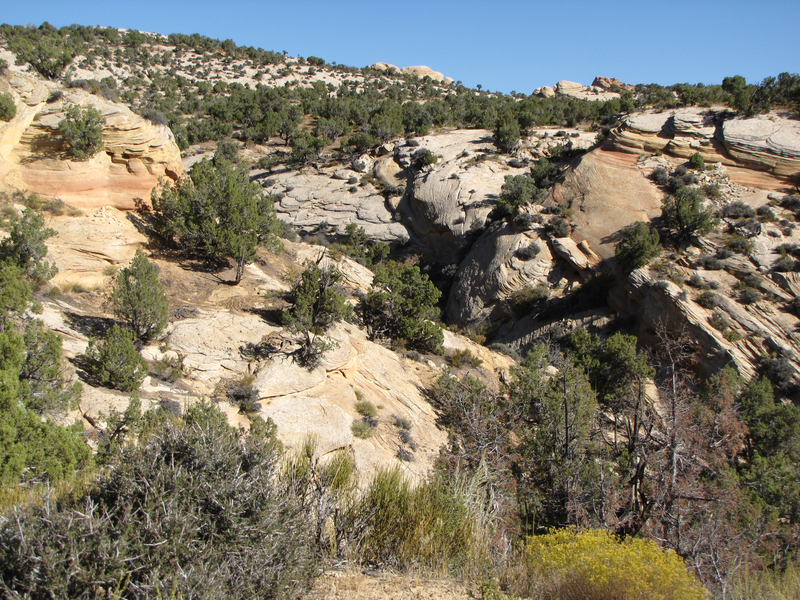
[351,153,374,173]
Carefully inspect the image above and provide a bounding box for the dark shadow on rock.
[65,312,116,338]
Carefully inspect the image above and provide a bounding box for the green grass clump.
[351,419,376,439]
[355,400,378,418]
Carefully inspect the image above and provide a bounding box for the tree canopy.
[151,157,281,283]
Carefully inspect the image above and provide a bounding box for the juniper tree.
[110,249,169,343]
[0,208,58,282]
[283,262,352,367]
[151,158,281,283]
[363,262,443,354]
[58,105,105,160]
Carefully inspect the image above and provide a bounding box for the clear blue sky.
[3,0,797,94]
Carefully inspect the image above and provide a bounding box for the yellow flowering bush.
[523,529,707,600]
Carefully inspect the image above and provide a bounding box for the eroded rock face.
[447,222,555,326]
[398,130,529,263]
[591,76,635,91]
[46,206,148,288]
[0,72,183,209]
[263,168,410,243]
[370,62,452,84]
[610,108,800,181]
[612,266,800,386]
[549,148,664,259]
[553,80,621,102]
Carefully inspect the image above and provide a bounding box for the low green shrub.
[84,324,148,391]
[351,419,376,439]
[355,399,378,418]
[0,404,319,599]
[0,92,15,122]
[689,152,706,171]
[450,348,483,368]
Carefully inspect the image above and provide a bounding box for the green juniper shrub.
[615,221,660,273]
[0,92,16,122]
[283,262,352,367]
[227,374,260,413]
[57,105,106,160]
[660,187,715,241]
[494,116,520,153]
[85,324,148,392]
[363,262,443,354]
[110,250,169,344]
[0,208,58,283]
[509,283,549,316]
[689,151,706,171]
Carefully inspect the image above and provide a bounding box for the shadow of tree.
[64,312,116,338]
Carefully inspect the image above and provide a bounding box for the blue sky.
[3,0,797,94]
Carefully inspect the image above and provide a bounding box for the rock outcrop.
[549,148,665,258]
[591,76,635,91]
[610,108,800,181]
[545,80,621,102]
[262,168,410,243]
[0,71,183,210]
[612,264,800,385]
[447,222,555,325]
[396,130,528,263]
[370,63,453,85]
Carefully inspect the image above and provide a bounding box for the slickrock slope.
[38,208,514,481]
[0,71,182,209]
[549,148,664,258]
[262,166,410,243]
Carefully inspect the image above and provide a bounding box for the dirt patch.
[303,571,471,600]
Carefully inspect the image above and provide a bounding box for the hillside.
[1,22,799,600]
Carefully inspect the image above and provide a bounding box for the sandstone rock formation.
[396,130,528,263]
[447,221,555,325]
[549,148,665,258]
[370,62,453,85]
[262,167,410,243]
[0,71,183,210]
[551,80,621,101]
[591,76,635,91]
[46,206,148,288]
[610,108,800,181]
